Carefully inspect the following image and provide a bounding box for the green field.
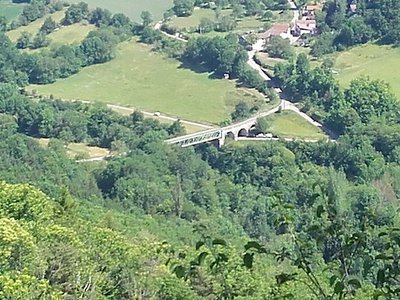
[265,111,325,139]
[167,8,230,31]
[0,0,25,21]
[37,138,110,159]
[334,44,400,98]
[67,0,173,22]
[48,23,96,45]
[6,10,65,42]
[167,8,264,33]
[30,39,264,124]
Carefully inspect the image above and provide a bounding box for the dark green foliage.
[265,36,294,59]
[39,16,57,34]
[16,31,32,49]
[312,0,400,54]
[63,2,89,25]
[80,29,118,65]
[173,0,195,17]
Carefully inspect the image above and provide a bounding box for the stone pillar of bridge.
[218,136,225,148]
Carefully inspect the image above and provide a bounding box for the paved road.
[246,41,324,129]
[154,21,188,42]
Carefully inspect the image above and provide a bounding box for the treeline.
[0,83,184,148]
[184,34,267,92]
[312,0,400,56]
[274,53,400,136]
[8,0,64,29]
[170,0,289,18]
[164,0,289,35]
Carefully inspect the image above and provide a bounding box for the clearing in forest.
[334,43,400,98]
[36,138,110,159]
[29,39,265,124]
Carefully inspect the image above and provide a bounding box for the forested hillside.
[0,0,400,299]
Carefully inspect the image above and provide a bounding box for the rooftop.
[257,23,289,39]
[305,5,321,11]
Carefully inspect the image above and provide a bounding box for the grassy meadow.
[334,44,400,98]
[66,0,173,22]
[0,0,25,21]
[48,23,96,45]
[37,138,109,159]
[265,111,326,139]
[167,8,265,33]
[167,8,230,30]
[30,39,265,124]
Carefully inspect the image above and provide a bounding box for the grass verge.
[265,110,326,139]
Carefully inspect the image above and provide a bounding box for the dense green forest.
[312,0,400,56]
[0,0,400,299]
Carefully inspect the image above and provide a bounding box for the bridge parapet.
[165,128,222,147]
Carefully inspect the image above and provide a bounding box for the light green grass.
[168,8,264,33]
[167,8,230,30]
[6,10,65,42]
[37,138,110,159]
[333,43,400,99]
[272,9,293,23]
[0,0,25,21]
[255,52,284,68]
[66,0,173,22]
[265,111,325,139]
[29,39,264,124]
[48,23,96,45]
[235,16,264,32]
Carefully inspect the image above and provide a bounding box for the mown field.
[30,39,265,124]
[167,8,269,33]
[0,0,25,21]
[334,43,400,98]
[265,111,325,139]
[48,23,96,45]
[66,0,173,22]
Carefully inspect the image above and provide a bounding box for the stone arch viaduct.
[165,105,282,148]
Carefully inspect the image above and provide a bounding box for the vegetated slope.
[30,39,264,124]
[6,10,65,42]
[334,44,400,99]
[66,0,173,22]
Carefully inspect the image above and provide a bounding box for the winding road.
[79,2,328,161]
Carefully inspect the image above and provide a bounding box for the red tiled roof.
[296,20,316,30]
[257,23,289,39]
[306,5,321,11]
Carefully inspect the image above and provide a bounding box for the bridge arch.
[238,128,248,137]
[225,131,235,140]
